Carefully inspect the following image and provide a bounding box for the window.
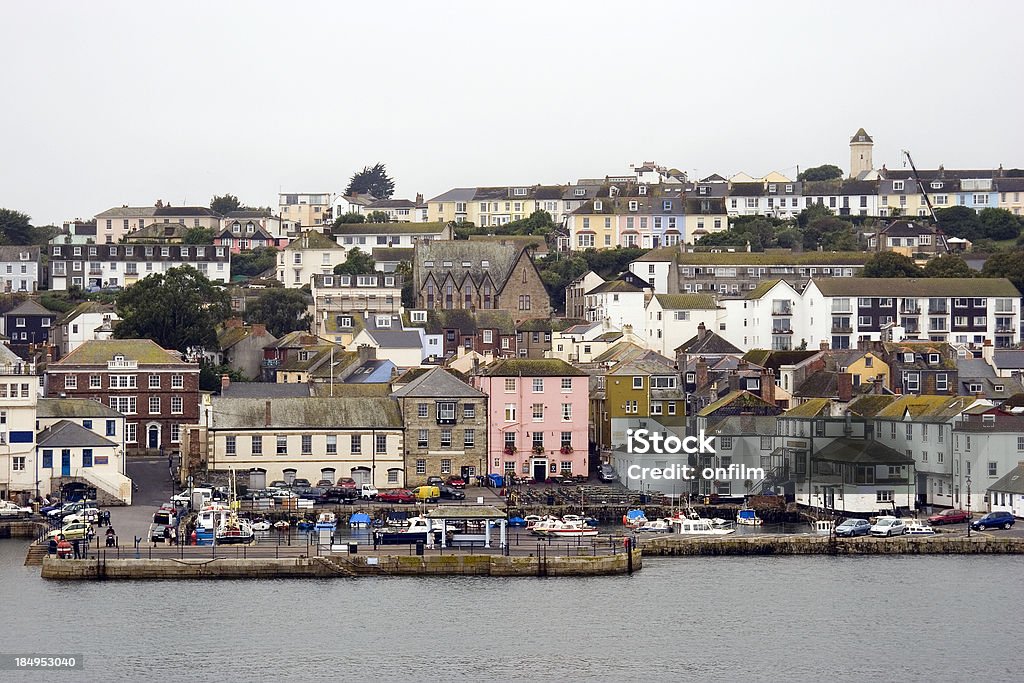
[437,401,456,422]
[632,376,643,389]
[375,434,387,454]
[417,403,428,418]
[561,378,572,392]
[440,429,452,448]
[149,375,161,389]
[65,375,77,389]
[504,403,517,422]
[90,375,102,389]
[504,378,516,392]
[126,423,136,443]
[532,403,544,421]
[905,423,913,439]
[876,490,894,503]
[532,378,544,393]
[251,435,263,455]
[719,437,733,450]
[936,374,948,392]
[989,462,998,477]
[464,429,475,448]
[170,424,180,443]
[149,396,160,414]
[463,403,475,419]
[351,435,362,454]
[561,403,572,421]
[440,459,452,474]
[417,429,428,448]
[416,459,426,475]
[326,434,337,454]
[12,456,25,472]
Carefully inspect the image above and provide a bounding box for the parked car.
[426,476,445,487]
[870,516,906,537]
[47,521,93,542]
[835,518,872,537]
[928,509,972,525]
[440,485,465,500]
[337,478,357,489]
[149,524,169,543]
[48,502,90,521]
[359,484,378,500]
[294,487,327,503]
[411,486,440,503]
[0,500,32,517]
[324,487,359,504]
[272,489,298,501]
[292,478,311,489]
[316,479,334,488]
[269,480,290,489]
[971,511,1016,531]
[598,464,618,483]
[376,489,416,504]
[446,476,466,489]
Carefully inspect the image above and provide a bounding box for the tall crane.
[901,149,950,253]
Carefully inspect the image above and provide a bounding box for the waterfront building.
[0,345,38,500]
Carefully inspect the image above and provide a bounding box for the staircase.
[751,465,791,495]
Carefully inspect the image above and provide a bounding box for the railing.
[831,325,853,333]
[900,305,921,315]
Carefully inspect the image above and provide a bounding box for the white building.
[989,462,1024,519]
[0,346,37,500]
[0,246,41,293]
[565,270,605,319]
[49,243,231,290]
[629,246,676,293]
[52,303,119,359]
[721,279,802,351]
[277,230,347,288]
[583,280,647,337]
[953,407,1024,514]
[645,294,721,357]
[726,182,805,220]
[332,222,453,251]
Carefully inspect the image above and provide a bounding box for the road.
[111,455,177,543]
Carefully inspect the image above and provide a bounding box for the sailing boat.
[215,469,255,545]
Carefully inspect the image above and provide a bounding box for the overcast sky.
[3,1,1021,226]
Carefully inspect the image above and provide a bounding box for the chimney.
[415,193,424,205]
[728,371,740,393]
[220,374,230,394]
[762,368,776,405]
[696,357,708,389]
[697,322,707,340]
[264,400,272,427]
[819,339,829,351]
[357,344,376,362]
[252,323,267,336]
[982,338,994,364]
[737,359,748,371]
[226,317,243,329]
[837,372,853,402]
[857,336,871,352]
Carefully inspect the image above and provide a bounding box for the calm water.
[1,540,1022,682]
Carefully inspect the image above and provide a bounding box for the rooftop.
[210,396,403,430]
[478,358,587,377]
[813,277,1020,298]
[53,339,191,366]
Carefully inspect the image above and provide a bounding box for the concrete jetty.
[638,534,1024,556]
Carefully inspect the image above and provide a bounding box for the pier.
[638,534,1024,556]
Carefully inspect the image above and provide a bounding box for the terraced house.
[567,184,688,250]
[427,185,564,227]
[49,242,231,290]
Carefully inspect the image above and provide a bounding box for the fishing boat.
[622,508,647,528]
[296,519,315,531]
[194,503,230,545]
[273,520,290,530]
[314,512,337,532]
[635,518,673,533]
[736,508,763,526]
[904,520,935,535]
[214,470,255,545]
[349,512,372,528]
[670,516,736,535]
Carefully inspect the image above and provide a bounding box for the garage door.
[351,467,371,486]
[249,469,266,490]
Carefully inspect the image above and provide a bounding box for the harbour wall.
[39,549,642,580]
[639,534,1024,556]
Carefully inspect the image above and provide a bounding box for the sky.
[2,0,1022,226]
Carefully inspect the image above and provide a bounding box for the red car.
[928,509,971,525]
[337,478,357,489]
[376,489,415,504]
[446,476,466,489]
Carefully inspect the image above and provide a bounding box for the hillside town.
[3,127,1024,523]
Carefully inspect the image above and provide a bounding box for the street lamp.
[965,475,972,538]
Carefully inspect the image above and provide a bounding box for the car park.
[835,518,871,537]
[971,511,1016,531]
[324,487,359,504]
[0,501,32,517]
[928,509,971,525]
[377,489,416,504]
[869,516,906,537]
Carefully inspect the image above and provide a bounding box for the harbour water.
[2,540,1022,682]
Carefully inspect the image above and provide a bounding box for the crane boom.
[901,149,950,253]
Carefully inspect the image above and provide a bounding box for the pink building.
[473,359,589,481]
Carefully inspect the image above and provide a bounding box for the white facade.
[953,426,1024,514]
[583,286,647,338]
[57,309,120,358]
[565,271,605,319]
[0,247,40,293]
[629,257,673,294]
[0,349,37,498]
[333,223,452,250]
[277,233,348,288]
[49,243,231,291]
[721,280,802,352]
[645,296,721,357]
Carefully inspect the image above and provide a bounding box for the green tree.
[797,164,843,182]
[935,206,984,241]
[395,260,415,308]
[231,247,278,278]
[345,163,395,199]
[0,208,35,245]
[803,216,857,251]
[113,266,231,354]
[210,194,242,215]
[183,226,217,244]
[199,360,246,392]
[796,202,834,230]
[333,247,376,275]
[333,212,365,226]
[980,251,1024,292]
[922,253,973,278]
[497,210,556,237]
[245,288,311,337]
[862,252,921,278]
[366,210,390,223]
[978,208,1021,241]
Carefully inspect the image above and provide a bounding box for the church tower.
[849,128,874,178]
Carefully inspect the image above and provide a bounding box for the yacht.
[635,518,673,533]
[670,516,736,536]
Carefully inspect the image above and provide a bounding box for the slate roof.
[478,358,587,377]
[729,182,766,197]
[608,356,677,377]
[53,339,190,366]
[37,398,124,418]
[697,389,776,417]
[783,398,835,418]
[706,415,779,436]
[367,199,417,209]
[588,280,643,295]
[878,220,939,237]
[0,246,40,261]
[220,383,311,398]
[209,397,403,429]
[95,207,158,219]
[224,210,274,219]
[992,351,1024,370]
[516,318,553,332]
[850,128,873,143]
[675,251,870,265]
[428,188,477,203]
[632,245,680,263]
[989,464,1024,495]
[5,300,56,317]
[873,395,976,421]
[284,230,342,250]
[813,438,914,465]
[37,420,117,449]
[676,331,742,355]
[391,366,484,398]
[154,206,219,217]
[372,247,414,263]
[415,240,526,293]
[335,222,448,235]
[654,293,718,310]
[742,350,819,372]
[744,279,785,300]
[814,278,1020,297]
[364,329,422,349]
[847,395,899,418]
[0,344,21,365]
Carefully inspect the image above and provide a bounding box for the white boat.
[215,469,256,545]
[904,520,935,535]
[195,503,230,532]
[670,516,736,535]
[622,509,647,528]
[251,519,271,532]
[531,519,599,538]
[635,518,673,533]
[314,512,337,532]
[526,515,557,531]
[736,508,763,526]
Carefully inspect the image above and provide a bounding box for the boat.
[584,517,600,527]
[214,470,255,545]
[622,509,647,528]
[251,519,271,532]
[314,512,337,532]
[670,516,736,535]
[296,519,315,531]
[736,508,763,526]
[194,503,231,545]
[273,520,290,530]
[523,514,544,527]
[562,514,584,524]
[508,516,527,527]
[635,518,673,533]
[526,515,557,531]
[528,517,561,535]
[349,512,372,528]
[374,516,439,545]
[531,518,599,538]
[904,520,935,535]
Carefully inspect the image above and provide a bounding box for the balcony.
[771,304,793,316]
[928,305,948,315]
[830,306,852,314]
[900,304,921,315]
[996,326,1015,333]
[107,358,138,370]
[831,325,853,333]
[771,327,794,335]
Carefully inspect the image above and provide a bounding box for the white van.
[171,488,213,509]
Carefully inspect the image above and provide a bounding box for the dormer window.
[376,316,391,327]
[928,353,939,364]
[323,276,333,286]
[768,184,777,193]
[638,185,648,196]
[442,261,453,268]
[594,200,603,211]
[513,187,527,196]
[481,260,489,268]
[785,184,793,193]
[699,186,709,195]
[663,201,672,211]
[903,352,914,363]
[424,261,434,267]
[930,182,942,190]
[574,188,586,196]
[629,200,638,211]
[893,181,905,191]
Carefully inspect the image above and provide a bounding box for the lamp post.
[965,475,972,538]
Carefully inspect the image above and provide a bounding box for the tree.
[981,251,1024,292]
[395,260,415,308]
[333,247,376,275]
[796,203,833,230]
[113,266,231,355]
[245,288,311,337]
[803,216,857,251]
[345,163,395,199]
[231,247,278,278]
[366,211,391,224]
[0,208,35,245]
[922,253,973,278]
[183,227,217,244]
[935,206,984,241]
[210,194,242,215]
[978,208,1021,242]
[333,212,365,225]
[199,360,246,392]
[862,252,921,278]
[797,164,843,182]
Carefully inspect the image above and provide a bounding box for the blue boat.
[508,516,526,527]
[313,512,337,532]
[350,512,372,528]
[584,517,599,527]
[622,508,647,528]
[296,519,315,531]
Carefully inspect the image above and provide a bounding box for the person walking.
[72,539,81,559]
[163,525,172,545]
[47,537,58,556]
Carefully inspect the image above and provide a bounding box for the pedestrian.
[47,537,58,556]
[72,539,81,559]
[56,536,72,559]
[163,525,172,545]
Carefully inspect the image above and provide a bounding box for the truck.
[359,484,378,500]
